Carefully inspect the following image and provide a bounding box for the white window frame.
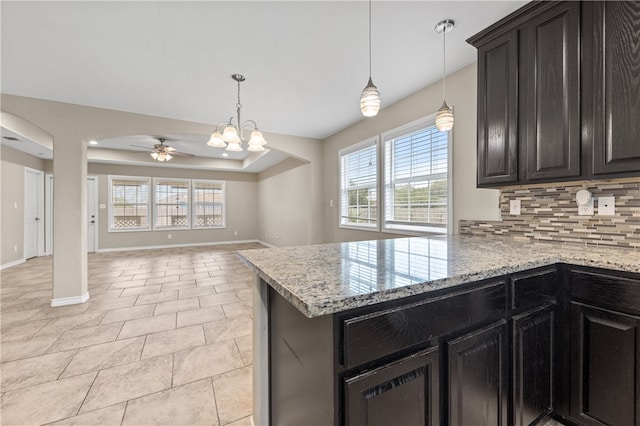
[192,179,226,229]
[381,114,453,235]
[152,177,191,230]
[338,137,380,231]
[108,175,151,232]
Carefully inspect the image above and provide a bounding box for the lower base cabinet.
[512,304,555,426]
[447,320,509,426]
[344,347,439,426]
[570,302,640,426]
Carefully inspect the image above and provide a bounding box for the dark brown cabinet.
[469,0,640,187]
[583,1,640,175]
[512,304,556,426]
[569,302,640,426]
[521,1,581,181]
[344,347,439,426]
[476,30,519,185]
[447,320,508,426]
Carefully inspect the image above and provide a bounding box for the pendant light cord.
[368,0,372,78]
[442,26,446,100]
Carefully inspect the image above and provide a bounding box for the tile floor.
[0,243,263,426]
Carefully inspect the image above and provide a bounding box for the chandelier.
[207,74,268,152]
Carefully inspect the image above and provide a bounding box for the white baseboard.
[255,240,276,248]
[95,239,266,253]
[0,258,26,270]
[51,292,90,307]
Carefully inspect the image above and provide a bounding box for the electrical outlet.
[509,199,521,215]
[275,235,281,240]
[167,233,172,239]
[598,196,615,216]
[234,231,238,236]
[330,199,334,208]
[578,199,594,216]
[13,245,18,252]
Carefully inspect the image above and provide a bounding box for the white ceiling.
[1,0,526,170]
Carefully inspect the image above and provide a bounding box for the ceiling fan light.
[222,125,240,143]
[360,78,381,117]
[435,100,454,132]
[207,131,227,148]
[226,142,243,152]
[249,130,267,146]
[165,153,173,161]
[150,152,158,160]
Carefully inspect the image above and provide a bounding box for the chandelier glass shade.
[435,19,455,132]
[360,0,380,117]
[150,151,172,162]
[207,74,268,152]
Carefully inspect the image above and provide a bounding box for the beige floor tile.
[178,272,211,281]
[204,316,252,343]
[118,313,176,339]
[141,325,205,359]
[212,366,253,425]
[45,402,126,426]
[154,297,200,315]
[48,322,123,352]
[0,308,41,326]
[88,295,138,311]
[236,289,252,302]
[121,284,162,297]
[161,281,197,291]
[222,301,252,318]
[122,378,218,426]
[101,304,155,324]
[1,333,60,362]
[61,336,145,378]
[176,306,226,328]
[29,303,92,321]
[80,354,173,413]
[199,292,241,308]
[136,290,178,306]
[1,350,77,391]
[145,275,180,286]
[196,277,228,286]
[107,279,148,290]
[0,372,97,425]
[179,285,215,299]
[214,282,250,294]
[235,335,253,366]
[1,319,51,341]
[225,416,254,426]
[173,340,243,386]
[36,310,106,336]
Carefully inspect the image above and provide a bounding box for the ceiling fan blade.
[171,151,195,157]
[165,146,177,152]
[131,144,152,150]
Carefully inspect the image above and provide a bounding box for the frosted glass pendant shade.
[249,130,267,146]
[150,152,158,160]
[360,78,381,117]
[226,142,243,152]
[222,125,240,143]
[435,100,454,132]
[207,131,227,148]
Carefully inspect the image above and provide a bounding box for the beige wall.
[322,63,500,243]
[1,146,46,265]
[88,163,259,250]
[258,158,312,247]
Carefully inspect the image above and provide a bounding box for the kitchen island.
[238,235,640,426]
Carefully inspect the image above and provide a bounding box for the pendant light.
[360,0,380,117]
[435,19,455,132]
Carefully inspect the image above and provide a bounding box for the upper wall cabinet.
[469,1,640,188]
[583,1,640,175]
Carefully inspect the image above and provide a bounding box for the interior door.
[87,177,97,253]
[24,169,41,259]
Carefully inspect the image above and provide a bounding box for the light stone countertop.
[237,235,640,318]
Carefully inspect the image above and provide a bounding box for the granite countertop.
[237,235,640,318]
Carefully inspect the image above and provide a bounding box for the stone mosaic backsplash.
[459,178,640,249]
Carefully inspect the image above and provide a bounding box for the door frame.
[24,167,45,259]
[45,174,98,254]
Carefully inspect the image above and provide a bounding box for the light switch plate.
[510,199,521,215]
[598,196,615,216]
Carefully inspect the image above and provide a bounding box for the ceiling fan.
[131,137,194,162]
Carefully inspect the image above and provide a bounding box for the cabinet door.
[523,1,581,181]
[585,1,640,176]
[512,304,555,426]
[344,346,439,426]
[570,302,640,426]
[476,30,519,186]
[447,320,508,426]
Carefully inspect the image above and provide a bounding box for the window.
[192,180,226,228]
[383,115,450,234]
[339,138,378,229]
[109,176,151,231]
[153,178,190,229]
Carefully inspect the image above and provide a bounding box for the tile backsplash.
[459,178,640,249]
